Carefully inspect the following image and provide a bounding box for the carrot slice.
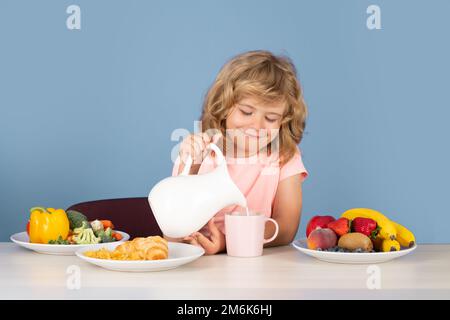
[100,220,114,230]
[112,232,123,241]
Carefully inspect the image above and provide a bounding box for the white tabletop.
[1,243,450,300]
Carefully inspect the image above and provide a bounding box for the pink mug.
[225,212,279,257]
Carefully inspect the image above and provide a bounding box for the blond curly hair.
[200,50,308,166]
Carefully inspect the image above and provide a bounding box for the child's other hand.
[183,218,226,255]
[179,132,222,165]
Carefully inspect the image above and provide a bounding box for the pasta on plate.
[84,236,168,260]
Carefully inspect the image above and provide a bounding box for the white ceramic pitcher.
[148,143,247,238]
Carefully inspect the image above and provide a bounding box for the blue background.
[1,0,448,242]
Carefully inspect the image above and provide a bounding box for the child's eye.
[265,117,278,123]
[240,109,253,116]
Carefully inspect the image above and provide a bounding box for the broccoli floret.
[73,220,92,235]
[104,227,112,237]
[66,210,89,229]
[48,236,69,245]
[96,227,114,243]
[73,228,100,244]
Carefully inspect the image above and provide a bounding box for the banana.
[341,208,397,240]
[381,239,400,252]
[391,220,415,248]
[372,236,400,252]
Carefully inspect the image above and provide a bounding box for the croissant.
[85,236,169,260]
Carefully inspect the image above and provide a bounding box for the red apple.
[306,215,336,237]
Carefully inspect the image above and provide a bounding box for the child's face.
[225,96,286,157]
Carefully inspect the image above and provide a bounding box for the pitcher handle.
[180,154,193,176]
[206,143,225,166]
[180,143,225,176]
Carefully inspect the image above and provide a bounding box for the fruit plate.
[292,239,417,264]
[10,231,130,256]
[75,242,205,272]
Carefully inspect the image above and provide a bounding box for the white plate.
[10,231,130,256]
[292,238,417,264]
[75,241,205,272]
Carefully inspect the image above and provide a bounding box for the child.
[170,50,308,255]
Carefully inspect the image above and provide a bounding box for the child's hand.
[179,132,222,165]
[183,218,226,255]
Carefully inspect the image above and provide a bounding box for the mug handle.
[180,143,225,176]
[263,218,279,244]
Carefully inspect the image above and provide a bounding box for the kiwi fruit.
[338,233,373,251]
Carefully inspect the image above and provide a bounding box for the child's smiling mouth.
[240,128,264,138]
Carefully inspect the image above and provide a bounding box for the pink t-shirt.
[171,146,308,235]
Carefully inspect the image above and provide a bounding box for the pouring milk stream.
[148,143,248,238]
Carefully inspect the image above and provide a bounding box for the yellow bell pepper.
[29,207,70,244]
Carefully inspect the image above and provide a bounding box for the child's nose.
[252,116,266,130]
